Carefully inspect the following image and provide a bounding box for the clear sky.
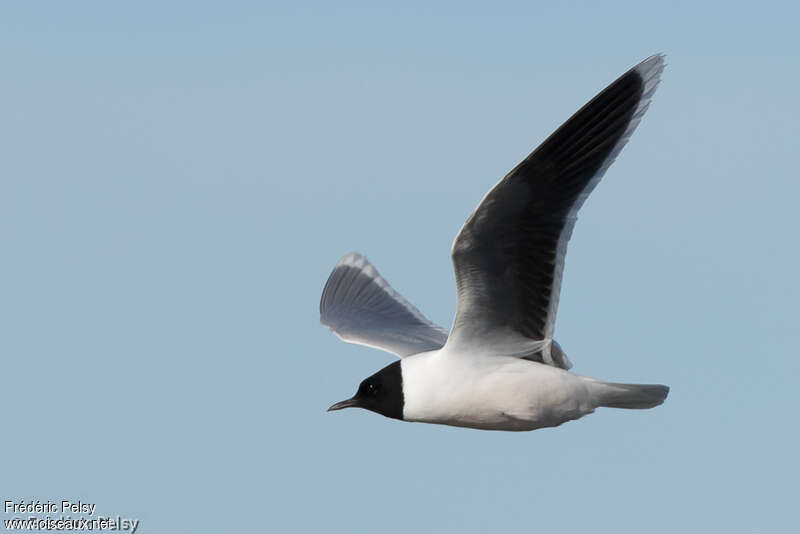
[2,1,798,532]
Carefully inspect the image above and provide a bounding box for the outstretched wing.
[448,55,664,369]
[320,252,448,357]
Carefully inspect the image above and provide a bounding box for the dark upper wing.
[447,55,664,368]
[320,252,448,357]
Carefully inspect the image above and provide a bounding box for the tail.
[590,380,669,409]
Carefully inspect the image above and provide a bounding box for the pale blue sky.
[2,2,798,532]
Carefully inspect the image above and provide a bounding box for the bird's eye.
[368,383,377,395]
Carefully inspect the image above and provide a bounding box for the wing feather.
[447,55,665,369]
[320,253,448,358]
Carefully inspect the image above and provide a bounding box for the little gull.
[321,55,669,431]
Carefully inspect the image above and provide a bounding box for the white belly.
[401,350,595,431]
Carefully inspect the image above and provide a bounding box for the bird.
[321,55,669,431]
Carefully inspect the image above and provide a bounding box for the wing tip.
[335,251,367,268]
[321,252,367,314]
[336,251,384,279]
[633,53,666,97]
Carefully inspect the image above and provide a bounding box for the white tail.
[591,381,669,409]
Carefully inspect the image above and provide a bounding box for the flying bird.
[321,55,669,431]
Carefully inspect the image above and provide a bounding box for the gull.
[321,55,669,431]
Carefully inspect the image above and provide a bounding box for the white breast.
[400,348,595,431]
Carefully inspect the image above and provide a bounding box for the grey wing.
[448,55,665,369]
[320,252,448,358]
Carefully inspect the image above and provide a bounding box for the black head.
[328,360,404,420]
